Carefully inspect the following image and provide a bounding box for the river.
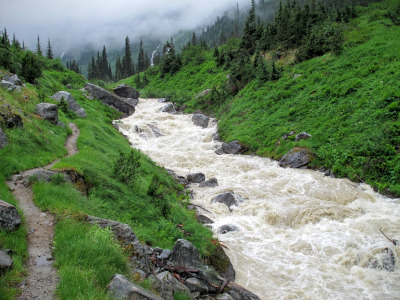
[117,98,400,299]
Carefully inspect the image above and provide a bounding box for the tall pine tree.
[46,39,54,59]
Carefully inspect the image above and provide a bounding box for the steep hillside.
[0,60,215,298]
[130,0,400,196]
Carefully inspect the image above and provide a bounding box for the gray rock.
[192,114,209,128]
[170,239,222,293]
[147,124,162,137]
[226,282,261,300]
[156,271,192,298]
[51,91,87,118]
[195,89,211,99]
[279,147,312,169]
[0,128,7,149]
[199,178,218,188]
[217,293,234,300]
[187,173,206,183]
[218,224,239,234]
[185,277,208,294]
[126,98,139,106]
[84,83,135,115]
[222,141,247,154]
[4,74,23,86]
[158,98,168,103]
[293,73,302,79]
[215,147,224,155]
[0,250,13,270]
[160,103,176,113]
[295,131,312,141]
[157,249,171,260]
[166,169,188,186]
[211,192,237,208]
[35,103,58,124]
[170,239,203,270]
[0,80,15,90]
[113,84,140,99]
[0,200,21,231]
[196,214,214,224]
[107,274,164,300]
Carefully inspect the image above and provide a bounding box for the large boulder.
[170,239,221,294]
[170,239,204,269]
[192,113,209,128]
[187,173,206,183]
[0,128,7,149]
[197,214,214,224]
[279,147,312,169]
[113,84,140,99]
[155,271,192,299]
[35,103,58,124]
[0,200,21,231]
[3,74,23,86]
[107,274,164,300]
[0,250,13,270]
[222,141,248,154]
[84,83,135,115]
[205,245,236,281]
[211,192,237,208]
[51,91,87,118]
[0,80,22,93]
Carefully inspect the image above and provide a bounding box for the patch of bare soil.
[7,123,80,300]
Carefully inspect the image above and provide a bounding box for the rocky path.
[7,123,80,300]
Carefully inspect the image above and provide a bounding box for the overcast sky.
[1,0,250,55]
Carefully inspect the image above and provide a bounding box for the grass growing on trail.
[53,218,128,299]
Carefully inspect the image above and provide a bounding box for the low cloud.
[1,0,250,55]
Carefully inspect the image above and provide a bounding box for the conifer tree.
[192,32,197,46]
[36,35,42,56]
[46,39,54,59]
[122,36,134,78]
[137,39,146,72]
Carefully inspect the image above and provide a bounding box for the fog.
[1,0,250,55]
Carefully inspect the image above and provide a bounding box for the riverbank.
[123,0,400,197]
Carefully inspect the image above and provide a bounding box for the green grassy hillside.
[0,63,213,298]
[132,0,400,196]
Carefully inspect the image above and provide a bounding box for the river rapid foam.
[117,98,400,299]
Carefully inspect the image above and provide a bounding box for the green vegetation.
[133,0,400,196]
[1,35,213,299]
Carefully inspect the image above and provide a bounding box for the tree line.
[87,37,152,82]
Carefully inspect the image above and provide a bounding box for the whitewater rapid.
[117,98,400,299]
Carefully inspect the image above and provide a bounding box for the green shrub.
[113,150,141,185]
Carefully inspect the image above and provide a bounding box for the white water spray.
[117,99,400,299]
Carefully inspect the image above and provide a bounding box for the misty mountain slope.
[132,0,400,197]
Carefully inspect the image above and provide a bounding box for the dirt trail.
[7,123,80,300]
